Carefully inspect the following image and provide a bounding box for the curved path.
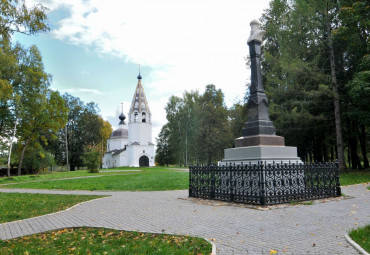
[0,184,369,254]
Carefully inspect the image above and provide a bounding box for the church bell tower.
[127,70,155,166]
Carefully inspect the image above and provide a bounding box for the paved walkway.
[0,184,369,254]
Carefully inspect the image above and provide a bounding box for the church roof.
[129,72,151,114]
[112,148,126,155]
[110,128,128,139]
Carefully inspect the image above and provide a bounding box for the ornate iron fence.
[189,162,341,205]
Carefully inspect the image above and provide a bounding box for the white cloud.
[78,88,104,95]
[30,0,271,141]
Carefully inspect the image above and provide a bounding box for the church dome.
[119,113,126,125]
[110,128,128,139]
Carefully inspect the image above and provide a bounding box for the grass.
[1,167,189,191]
[0,168,143,185]
[1,167,368,192]
[290,200,314,206]
[0,193,102,223]
[0,227,212,255]
[339,170,370,186]
[349,225,370,253]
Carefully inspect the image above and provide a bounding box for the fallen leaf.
[270,249,278,254]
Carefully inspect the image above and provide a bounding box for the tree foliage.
[0,0,48,40]
[260,0,369,169]
[0,1,111,174]
[156,85,234,166]
[48,94,111,171]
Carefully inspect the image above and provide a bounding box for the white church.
[102,72,155,168]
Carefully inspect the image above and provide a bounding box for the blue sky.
[15,0,271,140]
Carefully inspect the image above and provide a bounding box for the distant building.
[102,72,155,168]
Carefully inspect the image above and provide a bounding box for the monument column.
[235,19,284,147]
[220,19,301,165]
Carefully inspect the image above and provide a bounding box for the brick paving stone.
[0,184,368,254]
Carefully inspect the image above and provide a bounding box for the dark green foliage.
[155,124,174,166]
[48,94,105,170]
[260,0,369,168]
[22,147,55,173]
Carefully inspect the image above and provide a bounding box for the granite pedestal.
[220,145,302,165]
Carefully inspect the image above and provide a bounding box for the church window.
[134,112,138,122]
[142,112,146,122]
[134,102,139,108]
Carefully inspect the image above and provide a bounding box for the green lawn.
[1,167,188,191]
[1,167,368,192]
[0,193,102,223]
[0,168,142,185]
[339,170,370,186]
[349,225,370,253]
[0,227,211,255]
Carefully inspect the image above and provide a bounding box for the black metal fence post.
[229,164,234,202]
[335,161,341,197]
[189,164,192,197]
[210,164,215,199]
[259,162,266,205]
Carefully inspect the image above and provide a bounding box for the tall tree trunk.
[326,19,346,172]
[359,124,369,169]
[7,120,17,178]
[349,135,361,170]
[65,125,70,171]
[347,146,351,169]
[17,138,30,176]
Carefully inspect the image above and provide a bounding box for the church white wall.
[102,152,113,169]
[127,144,155,167]
[108,138,129,151]
[128,122,152,144]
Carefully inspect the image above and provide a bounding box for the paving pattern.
[0,184,369,254]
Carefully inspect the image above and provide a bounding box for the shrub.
[83,147,100,173]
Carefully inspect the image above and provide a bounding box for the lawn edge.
[344,234,370,255]
[2,226,216,255]
[340,182,370,187]
[0,195,109,227]
[206,239,217,255]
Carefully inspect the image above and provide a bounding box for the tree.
[260,0,369,170]
[1,0,49,175]
[160,85,231,165]
[0,0,48,40]
[97,118,112,167]
[165,95,185,166]
[155,124,174,166]
[12,45,67,175]
[196,85,232,163]
[229,101,247,141]
[336,0,369,169]
[83,146,100,173]
[52,94,105,170]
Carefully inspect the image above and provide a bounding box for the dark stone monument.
[220,19,301,165]
[235,19,285,148]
